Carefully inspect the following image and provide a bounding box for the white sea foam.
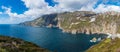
[106,33,120,39]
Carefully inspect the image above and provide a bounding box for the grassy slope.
[86,38,120,52]
[0,36,50,52]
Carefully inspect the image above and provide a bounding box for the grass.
[0,35,50,52]
[58,11,120,34]
[86,38,120,52]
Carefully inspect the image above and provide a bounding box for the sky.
[0,0,120,24]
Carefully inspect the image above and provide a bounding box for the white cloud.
[20,0,98,20]
[1,6,30,24]
[0,12,2,14]
[1,0,120,24]
[0,0,51,24]
[21,0,59,19]
[22,0,48,9]
[94,4,120,13]
[54,0,98,11]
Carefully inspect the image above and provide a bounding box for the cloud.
[21,0,58,18]
[54,0,98,11]
[94,4,120,13]
[0,0,58,24]
[22,0,48,9]
[0,0,120,24]
[0,12,2,14]
[20,0,98,21]
[1,6,30,24]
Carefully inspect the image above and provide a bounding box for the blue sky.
[0,0,120,24]
[0,0,55,14]
[0,0,28,14]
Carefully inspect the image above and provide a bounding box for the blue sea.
[0,24,106,52]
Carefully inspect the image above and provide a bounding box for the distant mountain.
[20,11,120,35]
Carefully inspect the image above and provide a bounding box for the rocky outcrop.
[20,11,120,35]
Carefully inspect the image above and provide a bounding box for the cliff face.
[20,13,58,27]
[20,11,120,35]
[58,11,120,35]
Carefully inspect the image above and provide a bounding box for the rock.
[90,37,97,42]
[71,30,77,34]
[20,11,120,35]
[47,24,53,28]
[97,37,101,41]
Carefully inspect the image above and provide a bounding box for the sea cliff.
[20,11,120,35]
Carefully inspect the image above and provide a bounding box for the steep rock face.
[20,11,120,35]
[57,11,120,34]
[20,13,58,27]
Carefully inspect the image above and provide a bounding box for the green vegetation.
[19,11,120,52]
[59,11,94,30]
[0,36,50,52]
[86,38,120,52]
[58,11,120,34]
[20,11,120,34]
